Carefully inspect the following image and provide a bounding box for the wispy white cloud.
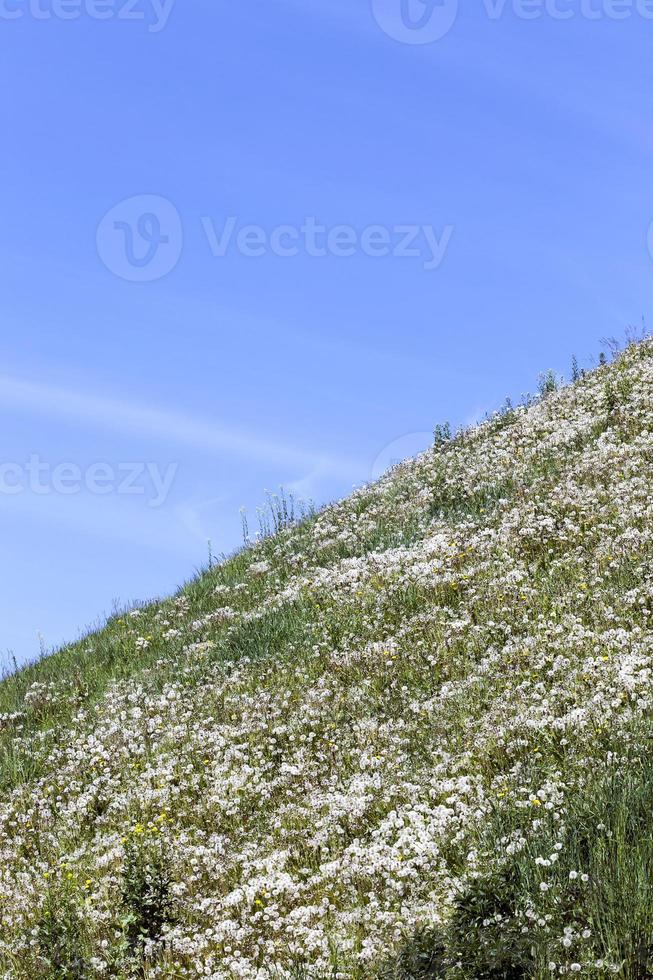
[0,375,361,482]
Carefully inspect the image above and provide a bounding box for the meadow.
[1,340,653,977]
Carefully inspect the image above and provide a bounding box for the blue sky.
[1,0,652,664]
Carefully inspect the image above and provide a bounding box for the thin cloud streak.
[0,375,362,482]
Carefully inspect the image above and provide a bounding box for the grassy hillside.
[2,341,653,978]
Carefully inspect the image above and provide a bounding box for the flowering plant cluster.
[1,342,653,977]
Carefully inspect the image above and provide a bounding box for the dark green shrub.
[121,835,175,954]
[36,884,89,979]
[445,869,534,979]
[377,925,448,978]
